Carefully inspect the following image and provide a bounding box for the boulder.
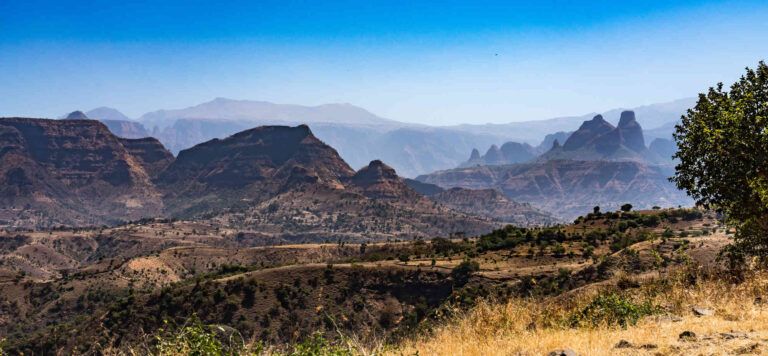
[692,306,714,316]
[679,330,697,341]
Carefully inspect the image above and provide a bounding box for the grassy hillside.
[0,208,748,355]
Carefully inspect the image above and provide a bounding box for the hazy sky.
[1,0,767,125]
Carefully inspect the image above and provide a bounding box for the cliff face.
[617,111,646,153]
[0,118,163,228]
[118,137,174,178]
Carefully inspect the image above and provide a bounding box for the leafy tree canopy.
[672,61,768,263]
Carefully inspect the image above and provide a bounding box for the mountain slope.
[429,187,561,227]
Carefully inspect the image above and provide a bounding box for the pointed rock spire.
[617,110,645,152]
[469,148,480,161]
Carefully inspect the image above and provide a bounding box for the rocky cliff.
[0,118,163,228]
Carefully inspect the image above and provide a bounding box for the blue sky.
[1,0,767,125]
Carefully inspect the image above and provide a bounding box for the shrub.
[287,331,357,356]
[451,259,480,285]
[152,317,256,355]
[566,292,660,328]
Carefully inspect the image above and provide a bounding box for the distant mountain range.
[66,97,693,177]
[1,118,566,238]
[535,111,665,164]
[416,111,693,220]
[416,160,692,221]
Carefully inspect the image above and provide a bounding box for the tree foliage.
[672,61,768,264]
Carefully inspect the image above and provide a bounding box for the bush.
[153,317,256,355]
[451,259,480,284]
[287,332,357,356]
[566,292,660,328]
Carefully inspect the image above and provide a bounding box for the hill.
[416,160,692,220]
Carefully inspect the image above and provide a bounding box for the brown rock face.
[0,118,163,228]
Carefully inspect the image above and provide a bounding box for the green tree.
[451,259,480,285]
[620,204,633,212]
[672,61,768,266]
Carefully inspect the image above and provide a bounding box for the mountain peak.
[86,107,130,121]
[350,159,418,201]
[65,111,89,120]
[368,159,385,167]
[562,115,615,151]
[584,114,611,129]
[160,124,354,192]
[469,148,480,161]
[618,110,637,128]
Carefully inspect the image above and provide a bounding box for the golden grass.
[396,268,768,355]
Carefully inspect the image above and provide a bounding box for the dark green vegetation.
[672,61,768,265]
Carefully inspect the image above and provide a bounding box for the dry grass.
[396,267,768,356]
